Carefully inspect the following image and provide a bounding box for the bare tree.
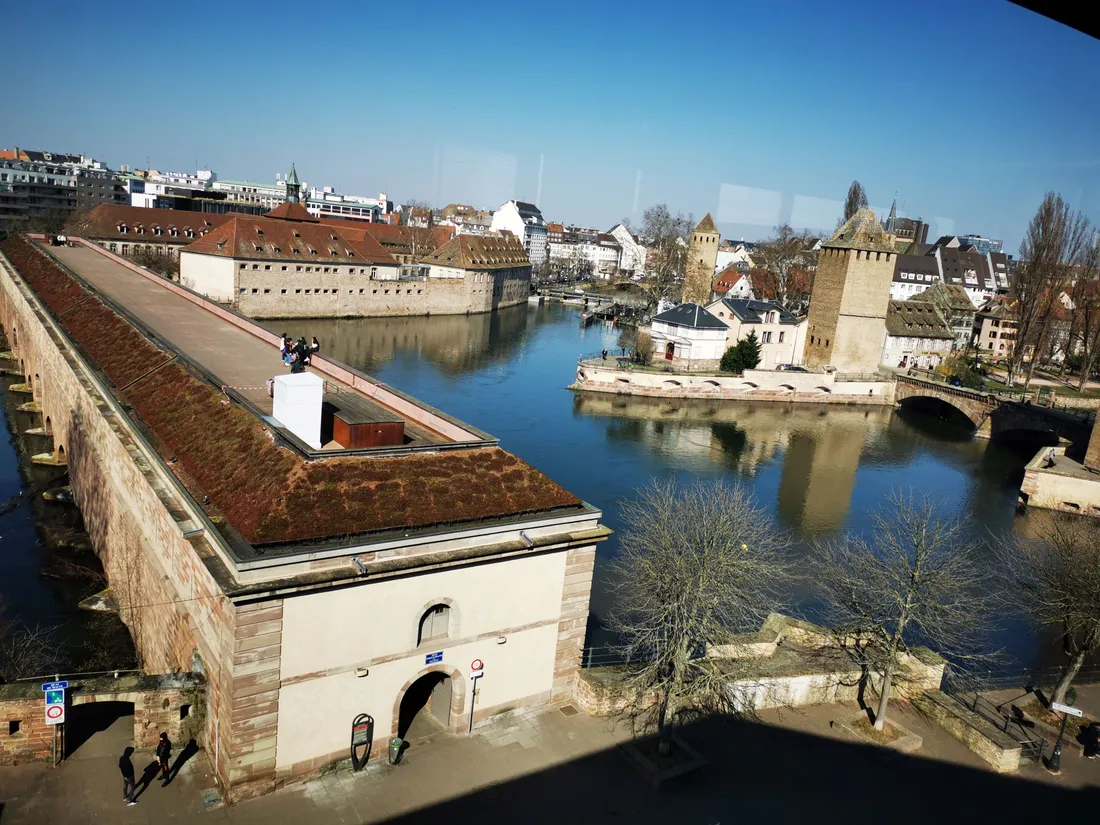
[995,513,1100,705]
[0,598,62,683]
[633,329,654,365]
[1009,193,1091,388]
[813,490,998,731]
[841,181,868,225]
[1064,235,1100,390]
[637,204,694,308]
[754,224,809,311]
[398,199,438,265]
[609,480,789,754]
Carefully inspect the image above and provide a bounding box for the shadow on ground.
[379,714,1099,824]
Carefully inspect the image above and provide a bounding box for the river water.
[0,302,1056,674]
[277,302,1055,671]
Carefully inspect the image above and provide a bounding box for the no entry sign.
[44,686,65,726]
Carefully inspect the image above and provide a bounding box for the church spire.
[886,196,897,232]
[285,164,301,205]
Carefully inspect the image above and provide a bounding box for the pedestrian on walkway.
[280,333,291,366]
[1083,721,1100,759]
[156,733,172,781]
[311,336,320,356]
[119,746,137,806]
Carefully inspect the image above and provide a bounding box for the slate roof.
[892,253,941,283]
[825,209,896,252]
[885,300,953,339]
[939,248,995,290]
[719,298,800,325]
[695,213,718,234]
[77,204,234,242]
[183,213,397,265]
[424,234,530,270]
[653,302,728,329]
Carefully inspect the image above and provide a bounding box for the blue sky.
[4,0,1098,249]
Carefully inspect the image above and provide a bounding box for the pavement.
[3,697,1100,825]
[44,245,445,444]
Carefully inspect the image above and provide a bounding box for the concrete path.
[44,245,443,444]
[3,701,1098,824]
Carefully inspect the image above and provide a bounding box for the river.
[0,301,1056,675]
[275,302,1054,671]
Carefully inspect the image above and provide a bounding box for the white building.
[548,229,622,278]
[490,200,548,265]
[705,297,808,368]
[608,223,647,275]
[211,177,291,210]
[649,302,729,370]
[715,245,754,273]
[880,300,954,370]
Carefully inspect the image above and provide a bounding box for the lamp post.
[1047,686,1078,775]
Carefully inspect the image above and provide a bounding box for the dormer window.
[254,244,263,252]
[293,231,301,239]
[329,248,337,256]
[154,226,162,236]
[118,223,127,233]
[273,247,281,254]
[256,228,264,237]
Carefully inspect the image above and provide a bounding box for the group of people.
[280,334,320,374]
[118,732,174,806]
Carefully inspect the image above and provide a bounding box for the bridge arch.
[896,394,984,429]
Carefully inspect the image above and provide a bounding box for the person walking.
[311,336,320,356]
[156,732,172,782]
[280,334,291,366]
[119,746,137,806]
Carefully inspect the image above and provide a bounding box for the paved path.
[3,700,1097,824]
[45,245,443,444]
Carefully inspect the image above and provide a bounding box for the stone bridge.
[895,375,1095,449]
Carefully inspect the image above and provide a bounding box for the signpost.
[350,713,374,772]
[468,659,484,734]
[42,680,68,768]
[1047,688,1079,774]
[1050,701,1083,718]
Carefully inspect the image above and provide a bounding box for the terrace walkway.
[45,244,449,446]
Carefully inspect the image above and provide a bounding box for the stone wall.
[913,690,1021,773]
[1086,417,1100,471]
[0,248,238,794]
[573,362,892,406]
[233,264,530,319]
[0,696,53,765]
[1021,446,1100,519]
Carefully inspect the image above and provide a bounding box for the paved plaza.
[3,697,1099,825]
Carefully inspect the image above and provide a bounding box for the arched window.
[418,604,451,645]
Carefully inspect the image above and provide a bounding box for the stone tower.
[803,209,896,373]
[683,213,719,305]
[285,164,301,205]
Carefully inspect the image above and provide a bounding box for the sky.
[3,0,1099,250]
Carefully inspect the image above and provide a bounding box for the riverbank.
[571,359,893,406]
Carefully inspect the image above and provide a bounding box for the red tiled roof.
[182,213,398,265]
[76,204,234,242]
[355,223,455,251]
[264,202,318,222]
[424,234,530,270]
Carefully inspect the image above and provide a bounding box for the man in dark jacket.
[119,747,137,806]
[156,732,172,781]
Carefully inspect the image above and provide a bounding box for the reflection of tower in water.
[777,422,870,534]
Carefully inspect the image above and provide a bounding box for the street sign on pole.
[1051,701,1083,717]
[44,686,65,726]
[470,658,484,678]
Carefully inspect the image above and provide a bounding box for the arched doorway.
[65,700,135,759]
[665,342,675,361]
[397,671,455,740]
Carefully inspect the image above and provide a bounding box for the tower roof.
[287,164,299,186]
[825,208,895,252]
[694,213,717,234]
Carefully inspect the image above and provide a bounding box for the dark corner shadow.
[164,739,199,786]
[132,760,161,801]
[375,714,1096,825]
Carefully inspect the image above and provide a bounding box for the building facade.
[919,282,975,350]
[803,210,897,373]
[491,200,548,265]
[973,300,1018,359]
[881,300,954,370]
[705,297,807,368]
[649,302,729,370]
[77,203,234,260]
[607,223,647,275]
[683,213,719,305]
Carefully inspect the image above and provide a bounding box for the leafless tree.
[131,246,180,279]
[840,181,868,226]
[994,513,1100,705]
[813,490,998,731]
[397,199,438,264]
[608,480,789,754]
[0,598,62,683]
[633,329,654,365]
[1009,193,1091,388]
[637,204,694,308]
[1063,234,1100,389]
[754,224,809,311]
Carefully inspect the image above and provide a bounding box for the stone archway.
[392,666,466,739]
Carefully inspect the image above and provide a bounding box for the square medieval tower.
[803,209,897,373]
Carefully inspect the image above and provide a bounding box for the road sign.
[41,681,68,692]
[44,685,65,726]
[1051,701,1084,718]
[425,651,443,665]
[470,659,484,672]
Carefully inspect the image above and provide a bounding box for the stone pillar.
[552,545,596,704]
[1085,416,1100,472]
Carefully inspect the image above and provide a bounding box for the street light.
[1046,686,1078,774]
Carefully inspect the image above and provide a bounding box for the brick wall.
[0,250,234,785]
[0,696,53,765]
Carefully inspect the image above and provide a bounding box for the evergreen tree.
[739,330,761,370]
[720,344,743,373]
